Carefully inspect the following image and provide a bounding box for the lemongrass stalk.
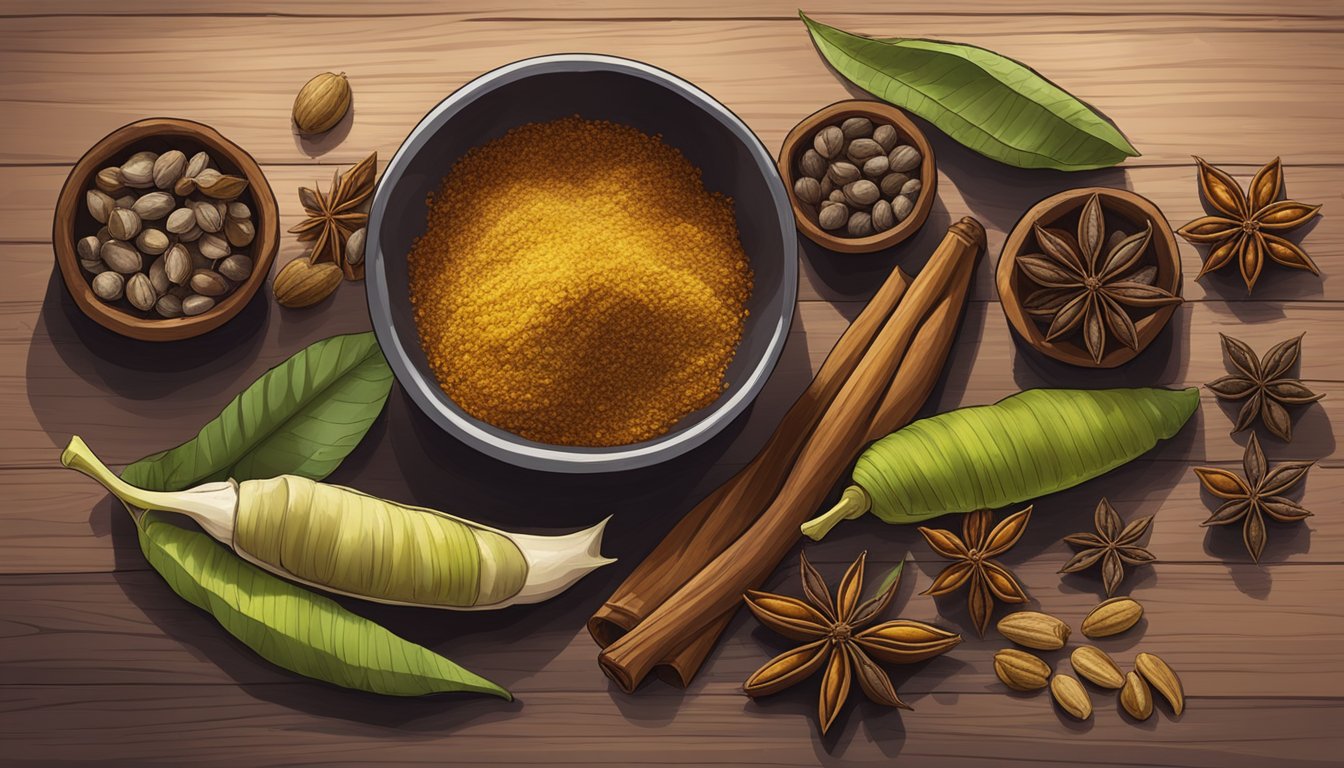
[62,436,614,610]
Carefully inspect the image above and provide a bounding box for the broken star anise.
[1207,333,1322,443]
[1059,498,1155,597]
[288,151,377,280]
[1018,193,1181,364]
[743,552,961,735]
[1195,432,1314,563]
[918,507,1031,638]
[1178,157,1321,293]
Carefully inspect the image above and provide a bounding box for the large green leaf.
[122,331,393,492]
[138,513,510,699]
[801,13,1139,171]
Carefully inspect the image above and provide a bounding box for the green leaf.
[122,331,394,492]
[868,558,906,603]
[852,388,1198,528]
[137,514,510,699]
[800,13,1139,171]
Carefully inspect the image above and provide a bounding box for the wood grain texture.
[1,0,1340,765]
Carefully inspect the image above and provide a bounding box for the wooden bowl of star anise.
[997,187,1183,369]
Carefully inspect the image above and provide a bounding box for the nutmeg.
[813,125,844,159]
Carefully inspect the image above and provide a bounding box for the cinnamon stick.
[587,267,913,647]
[598,218,985,693]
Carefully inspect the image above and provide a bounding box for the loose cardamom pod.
[1135,652,1184,716]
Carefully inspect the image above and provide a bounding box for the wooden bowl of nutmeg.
[53,118,279,342]
[778,100,936,254]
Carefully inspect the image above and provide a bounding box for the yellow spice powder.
[407,116,753,447]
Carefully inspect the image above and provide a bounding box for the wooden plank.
[0,16,1342,165]
[0,683,1339,766]
[3,0,1341,18]
[3,560,1342,699]
[5,163,1339,304]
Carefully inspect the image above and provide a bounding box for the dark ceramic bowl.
[366,54,797,473]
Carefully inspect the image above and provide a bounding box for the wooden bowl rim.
[777,99,937,254]
[53,117,279,342]
[996,186,1183,369]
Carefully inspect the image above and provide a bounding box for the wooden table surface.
[2,1,1340,765]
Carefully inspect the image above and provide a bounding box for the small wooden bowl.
[997,187,1182,369]
[53,118,279,342]
[778,100,936,254]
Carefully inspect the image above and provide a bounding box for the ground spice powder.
[407,116,753,446]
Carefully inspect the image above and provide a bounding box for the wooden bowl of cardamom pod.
[997,187,1183,369]
[53,118,279,342]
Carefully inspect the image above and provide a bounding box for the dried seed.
[181,294,216,316]
[86,189,114,224]
[1070,646,1124,689]
[131,192,175,221]
[197,233,230,261]
[114,194,137,210]
[76,235,101,262]
[197,172,248,200]
[892,195,915,222]
[793,176,822,205]
[1135,652,1184,716]
[119,151,157,188]
[996,611,1071,650]
[993,648,1050,691]
[192,200,224,233]
[900,178,923,200]
[155,293,184,318]
[148,255,170,294]
[99,240,142,274]
[799,149,827,180]
[166,207,197,235]
[847,211,874,237]
[1049,674,1092,720]
[179,224,203,243]
[96,227,110,243]
[344,227,367,267]
[135,228,170,256]
[840,116,874,140]
[843,180,880,207]
[871,199,895,232]
[106,208,142,241]
[827,161,861,186]
[828,189,846,204]
[273,258,343,308]
[126,272,158,311]
[218,254,254,282]
[153,150,187,190]
[1082,597,1143,638]
[226,201,251,220]
[164,243,192,285]
[814,126,844,159]
[293,71,352,135]
[224,217,255,248]
[91,271,125,301]
[862,154,890,179]
[879,172,911,198]
[189,269,231,297]
[174,177,197,197]
[846,137,884,163]
[1120,671,1153,720]
[818,201,848,231]
[872,123,898,152]
[184,151,211,180]
[95,167,125,195]
[889,145,922,173]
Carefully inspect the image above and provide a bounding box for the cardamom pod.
[85,189,114,224]
[1135,652,1184,716]
[273,258,342,309]
[1070,646,1124,689]
[189,269,231,297]
[197,233,230,261]
[1119,671,1153,720]
[164,244,192,285]
[195,172,249,201]
[181,294,216,316]
[153,150,187,190]
[99,240,142,274]
[119,151,157,188]
[135,228,170,256]
[131,192,176,221]
[292,71,352,135]
[996,611,1071,650]
[193,200,224,233]
[218,254,254,282]
[95,167,125,195]
[126,272,158,311]
[993,648,1049,691]
[1049,674,1092,720]
[1081,597,1143,638]
[224,217,255,248]
[91,271,124,301]
[166,207,197,235]
[106,208,141,241]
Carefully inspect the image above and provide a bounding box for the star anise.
[1195,432,1314,562]
[1177,157,1321,293]
[743,552,961,735]
[1058,498,1155,597]
[1018,193,1181,364]
[918,507,1031,638]
[1206,333,1322,443]
[288,151,377,280]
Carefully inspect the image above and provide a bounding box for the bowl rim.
[996,186,1183,369]
[52,117,279,342]
[366,53,799,473]
[777,99,937,254]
